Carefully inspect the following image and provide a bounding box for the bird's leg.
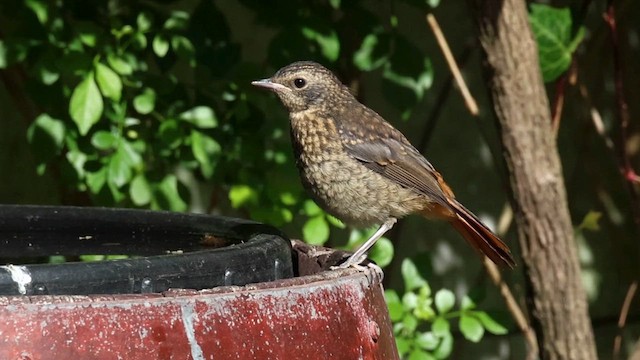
[337,218,397,269]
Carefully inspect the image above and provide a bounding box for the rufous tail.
[447,201,515,268]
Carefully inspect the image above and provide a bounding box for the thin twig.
[604,2,640,225]
[496,202,513,236]
[613,281,638,359]
[579,78,640,240]
[550,60,578,136]
[483,205,539,358]
[551,73,566,136]
[426,14,479,116]
[484,258,539,359]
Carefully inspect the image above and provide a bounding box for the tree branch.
[467,0,598,358]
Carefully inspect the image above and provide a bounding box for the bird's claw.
[330,253,368,270]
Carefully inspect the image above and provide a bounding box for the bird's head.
[252,61,351,113]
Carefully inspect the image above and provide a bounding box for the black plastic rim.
[0,205,293,295]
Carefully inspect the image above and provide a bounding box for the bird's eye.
[293,78,306,89]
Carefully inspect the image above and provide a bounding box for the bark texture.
[467,0,598,359]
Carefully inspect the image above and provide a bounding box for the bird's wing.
[342,136,452,207]
[332,101,455,207]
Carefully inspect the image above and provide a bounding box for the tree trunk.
[467,0,598,359]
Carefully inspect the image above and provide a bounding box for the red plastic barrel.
[0,241,398,360]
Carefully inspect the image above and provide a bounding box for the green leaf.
[385,290,404,321]
[132,32,147,50]
[133,88,156,114]
[69,72,103,135]
[368,237,394,267]
[303,200,323,216]
[119,141,143,167]
[130,174,151,206]
[346,229,365,248]
[408,349,436,360]
[303,216,330,245]
[395,337,411,357]
[529,4,585,82]
[461,295,476,311]
[137,12,152,32]
[171,35,195,61]
[414,296,436,321]
[48,255,66,264]
[35,61,59,85]
[158,118,183,149]
[108,149,132,187]
[107,53,133,75]
[108,180,126,202]
[91,131,117,150]
[95,63,122,101]
[578,211,602,232]
[402,258,428,291]
[279,192,297,206]
[459,314,484,342]
[0,41,7,69]
[432,332,453,359]
[403,313,418,333]
[403,292,418,310]
[415,331,439,351]
[153,175,187,212]
[153,35,170,58]
[27,114,65,150]
[301,27,340,62]
[112,25,134,39]
[434,289,455,314]
[431,317,450,338]
[279,208,294,224]
[191,130,221,179]
[383,58,433,100]
[326,214,346,229]
[66,150,87,179]
[79,255,106,262]
[180,106,218,128]
[474,311,508,335]
[164,11,189,30]
[229,185,258,208]
[418,282,432,299]
[77,25,98,48]
[86,167,107,194]
[353,33,389,71]
[385,289,401,305]
[25,0,48,24]
[27,113,66,167]
[0,39,28,68]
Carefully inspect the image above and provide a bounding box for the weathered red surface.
[0,267,398,360]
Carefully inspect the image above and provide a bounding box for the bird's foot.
[330,253,368,270]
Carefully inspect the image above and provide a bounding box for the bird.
[252,61,515,269]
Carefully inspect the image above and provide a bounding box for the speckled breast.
[289,112,424,227]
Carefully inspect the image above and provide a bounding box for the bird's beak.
[251,78,288,92]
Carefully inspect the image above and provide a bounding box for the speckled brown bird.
[252,61,515,269]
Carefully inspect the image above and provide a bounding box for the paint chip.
[1,265,32,295]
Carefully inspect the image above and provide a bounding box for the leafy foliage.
[386,259,508,359]
[529,4,585,82]
[0,0,441,260]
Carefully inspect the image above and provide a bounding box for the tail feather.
[448,201,515,268]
